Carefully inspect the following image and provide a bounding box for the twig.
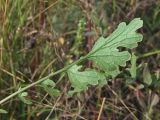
[97,97,106,120]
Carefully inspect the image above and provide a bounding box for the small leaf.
[0,109,8,114]
[67,65,106,92]
[42,79,55,87]
[41,79,60,97]
[129,54,137,78]
[151,94,159,107]
[18,92,32,105]
[138,84,144,89]
[43,87,60,97]
[51,89,60,96]
[88,18,143,76]
[143,64,152,85]
[20,92,28,97]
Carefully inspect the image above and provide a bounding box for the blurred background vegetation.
[0,0,160,119]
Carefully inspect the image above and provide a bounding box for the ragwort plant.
[0,18,143,108]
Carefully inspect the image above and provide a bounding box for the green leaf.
[67,65,106,92]
[41,79,60,97]
[143,64,152,85]
[43,87,60,97]
[129,54,137,78]
[18,92,32,105]
[150,94,159,107]
[88,18,143,75]
[67,18,143,94]
[0,109,8,114]
[42,79,55,87]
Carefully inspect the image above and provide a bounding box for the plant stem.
[138,50,160,59]
[0,56,88,105]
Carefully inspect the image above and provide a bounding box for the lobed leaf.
[67,18,143,93]
[67,65,105,92]
[18,92,32,105]
[88,18,143,74]
[41,79,60,97]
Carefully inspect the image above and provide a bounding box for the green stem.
[0,56,88,105]
[138,50,160,59]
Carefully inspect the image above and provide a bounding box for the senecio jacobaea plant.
[0,18,143,104]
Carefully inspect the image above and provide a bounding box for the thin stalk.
[0,31,117,104]
[138,50,160,59]
[0,56,88,105]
